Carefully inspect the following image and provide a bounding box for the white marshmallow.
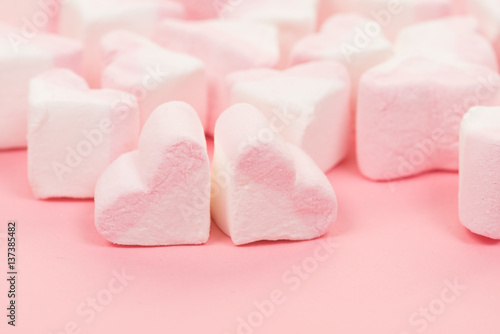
[357,54,500,181]
[216,0,319,67]
[155,19,280,136]
[28,69,140,199]
[58,0,184,87]
[395,17,498,71]
[228,61,351,172]
[320,0,453,40]
[468,0,500,65]
[459,106,500,239]
[95,101,210,246]
[0,23,83,149]
[101,31,208,129]
[290,13,393,106]
[211,103,337,245]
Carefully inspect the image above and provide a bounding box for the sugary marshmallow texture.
[58,0,184,87]
[217,0,319,67]
[395,17,498,71]
[211,103,337,245]
[459,107,500,239]
[320,0,453,39]
[290,13,393,103]
[101,31,207,129]
[28,69,140,199]
[228,61,351,172]
[155,19,280,135]
[469,0,500,65]
[0,23,83,149]
[357,55,500,181]
[95,102,210,246]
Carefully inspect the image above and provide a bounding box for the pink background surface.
[1,140,500,334]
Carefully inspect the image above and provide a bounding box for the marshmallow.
[228,61,351,172]
[28,69,140,199]
[320,0,453,40]
[155,19,280,136]
[290,13,393,104]
[217,0,319,67]
[58,0,184,87]
[211,103,337,245]
[357,55,500,181]
[0,23,83,149]
[95,102,210,246]
[468,0,500,65]
[395,17,498,71]
[459,106,500,239]
[101,31,208,129]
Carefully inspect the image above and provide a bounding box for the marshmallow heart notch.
[95,102,211,246]
[211,103,337,245]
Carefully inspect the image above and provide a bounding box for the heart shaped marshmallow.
[228,61,351,172]
[95,101,210,246]
[211,103,337,245]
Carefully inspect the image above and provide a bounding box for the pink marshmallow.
[28,69,140,199]
[395,17,498,71]
[58,0,184,87]
[95,101,210,246]
[101,31,208,129]
[0,23,83,149]
[155,19,280,136]
[357,54,500,181]
[228,61,351,172]
[290,13,393,104]
[211,103,337,245]
[459,106,500,239]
